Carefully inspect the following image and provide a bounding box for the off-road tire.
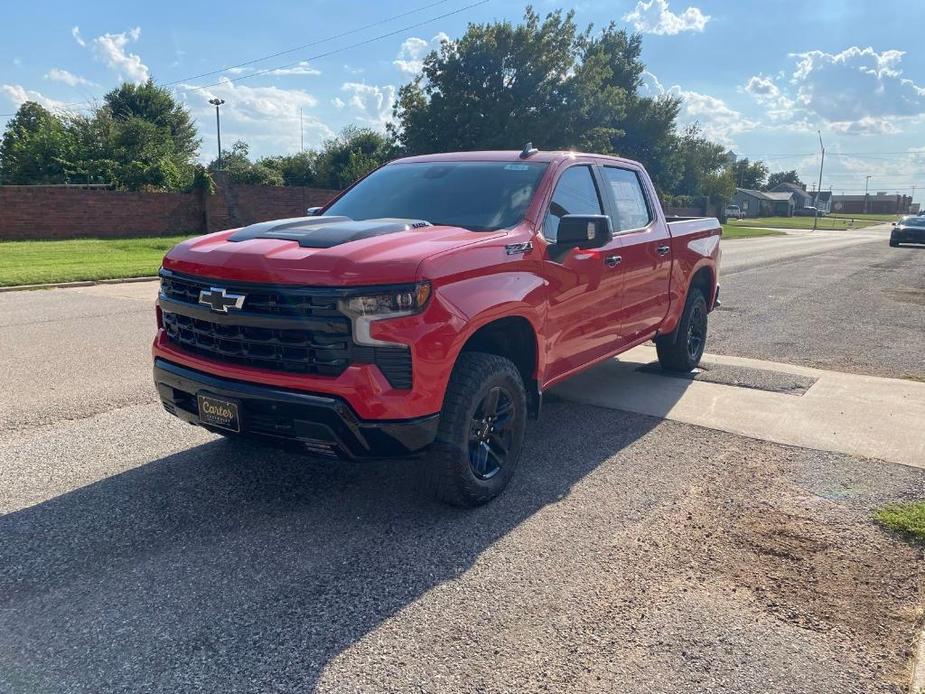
[427,352,527,507]
[656,288,708,372]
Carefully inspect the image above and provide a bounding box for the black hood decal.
[227,216,432,248]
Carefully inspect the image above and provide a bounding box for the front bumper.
[154,358,439,459]
[893,228,925,244]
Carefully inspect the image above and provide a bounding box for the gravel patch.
[637,360,817,395]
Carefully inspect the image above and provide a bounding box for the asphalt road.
[2,230,924,693]
[713,226,925,379]
[721,226,887,275]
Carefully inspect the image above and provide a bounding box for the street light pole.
[864,175,871,214]
[208,98,225,169]
[812,130,825,231]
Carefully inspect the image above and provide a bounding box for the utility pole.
[812,130,825,231]
[209,98,225,169]
[864,175,871,214]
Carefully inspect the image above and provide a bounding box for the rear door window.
[602,167,653,232]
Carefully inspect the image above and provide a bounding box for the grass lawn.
[728,213,898,231]
[721,225,786,239]
[874,501,925,542]
[0,235,194,287]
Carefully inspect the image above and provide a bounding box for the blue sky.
[2,0,923,202]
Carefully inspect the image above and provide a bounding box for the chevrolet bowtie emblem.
[199,287,246,313]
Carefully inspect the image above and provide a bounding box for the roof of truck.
[392,150,641,167]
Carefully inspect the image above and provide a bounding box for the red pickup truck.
[154,148,721,506]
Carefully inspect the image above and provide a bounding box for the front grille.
[163,311,350,376]
[161,273,343,318]
[159,271,413,387]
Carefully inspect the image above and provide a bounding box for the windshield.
[901,215,925,227]
[323,161,548,231]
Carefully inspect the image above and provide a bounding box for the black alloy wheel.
[468,386,515,480]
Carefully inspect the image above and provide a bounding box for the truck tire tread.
[427,352,526,507]
[656,288,708,372]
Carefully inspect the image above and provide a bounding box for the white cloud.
[640,72,755,147]
[71,26,85,47]
[638,70,664,98]
[828,117,900,135]
[741,47,925,135]
[668,85,758,147]
[341,82,396,130]
[344,64,365,75]
[178,78,333,160]
[45,68,94,87]
[92,27,149,83]
[623,0,709,35]
[225,67,251,75]
[332,97,346,109]
[394,33,448,77]
[268,61,321,77]
[0,84,70,112]
[741,74,794,120]
[789,47,925,126]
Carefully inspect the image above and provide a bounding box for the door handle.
[656,245,670,256]
[604,254,622,268]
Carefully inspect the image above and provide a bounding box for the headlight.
[339,282,431,346]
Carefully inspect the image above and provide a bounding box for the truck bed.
[665,216,722,237]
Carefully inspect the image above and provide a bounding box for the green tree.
[391,8,684,193]
[104,80,199,160]
[673,125,728,198]
[96,81,200,190]
[208,140,284,186]
[765,170,803,190]
[731,157,769,190]
[0,102,73,184]
[259,151,318,186]
[313,126,393,189]
[392,9,581,154]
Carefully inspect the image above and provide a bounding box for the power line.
[160,0,454,87]
[0,0,479,116]
[177,0,489,93]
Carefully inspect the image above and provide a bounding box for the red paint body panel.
[153,150,720,422]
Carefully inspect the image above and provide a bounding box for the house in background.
[765,182,832,215]
[769,182,814,212]
[733,188,795,217]
[813,190,832,214]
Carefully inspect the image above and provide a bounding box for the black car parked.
[890,215,925,247]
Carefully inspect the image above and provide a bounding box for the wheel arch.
[455,314,542,418]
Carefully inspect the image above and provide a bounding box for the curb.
[0,276,159,293]
[910,619,925,694]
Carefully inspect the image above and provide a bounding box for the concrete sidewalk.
[551,344,925,468]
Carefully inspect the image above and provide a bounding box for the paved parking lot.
[2,230,924,693]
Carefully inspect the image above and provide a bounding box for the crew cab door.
[599,165,672,345]
[540,163,625,382]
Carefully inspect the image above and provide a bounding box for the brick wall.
[206,175,339,233]
[0,187,205,240]
[0,181,341,241]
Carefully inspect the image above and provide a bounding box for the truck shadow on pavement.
[0,398,676,693]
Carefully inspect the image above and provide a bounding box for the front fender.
[437,271,547,378]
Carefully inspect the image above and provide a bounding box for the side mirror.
[306,206,323,216]
[555,214,612,249]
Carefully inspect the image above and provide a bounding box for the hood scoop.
[227,216,432,249]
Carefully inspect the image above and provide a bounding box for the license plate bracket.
[197,392,241,433]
